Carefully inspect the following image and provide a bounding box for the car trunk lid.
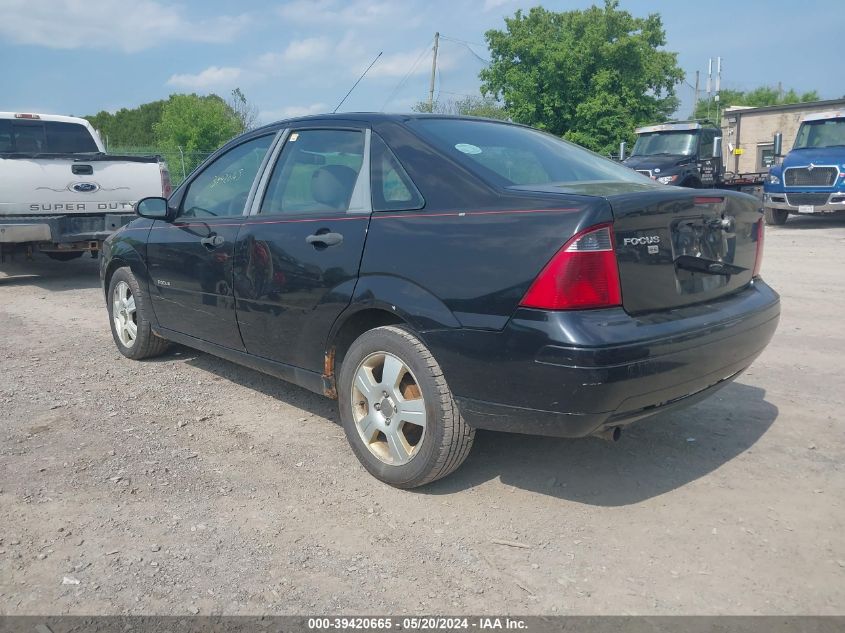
[607,188,761,313]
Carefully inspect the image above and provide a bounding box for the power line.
[439,34,487,48]
[380,37,435,111]
[439,35,491,64]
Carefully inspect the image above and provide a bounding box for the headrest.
[311,165,358,210]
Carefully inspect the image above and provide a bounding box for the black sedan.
[100,114,779,488]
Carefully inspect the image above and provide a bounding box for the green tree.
[479,1,683,154]
[693,86,821,121]
[412,95,509,119]
[153,93,243,175]
[85,100,166,149]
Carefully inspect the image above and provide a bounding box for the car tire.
[338,325,475,488]
[46,251,84,261]
[107,267,170,360]
[764,207,789,225]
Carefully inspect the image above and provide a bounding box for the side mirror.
[713,136,722,159]
[618,141,627,162]
[773,132,783,157]
[135,196,175,221]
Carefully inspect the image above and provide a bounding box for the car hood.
[782,147,845,169]
[622,154,693,172]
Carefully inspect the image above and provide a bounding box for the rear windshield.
[406,118,646,187]
[0,120,99,154]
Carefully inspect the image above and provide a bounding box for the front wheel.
[764,207,789,225]
[107,267,170,360]
[338,325,475,488]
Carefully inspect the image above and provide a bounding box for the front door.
[234,127,371,372]
[147,133,276,350]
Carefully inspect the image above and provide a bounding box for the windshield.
[793,118,845,149]
[0,119,99,154]
[406,118,647,187]
[631,131,697,157]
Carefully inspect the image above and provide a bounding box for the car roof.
[250,112,517,134]
[0,111,93,125]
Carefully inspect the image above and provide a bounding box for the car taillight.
[520,223,622,310]
[159,162,172,198]
[753,218,765,277]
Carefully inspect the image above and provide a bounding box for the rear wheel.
[764,207,789,225]
[107,267,170,360]
[338,325,474,488]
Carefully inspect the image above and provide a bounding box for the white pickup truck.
[0,111,170,261]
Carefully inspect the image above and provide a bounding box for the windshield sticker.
[455,143,482,155]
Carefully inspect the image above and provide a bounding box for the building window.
[757,144,775,171]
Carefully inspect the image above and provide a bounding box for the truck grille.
[784,166,838,187]
[786,193,831,206]
[636,170,652,178]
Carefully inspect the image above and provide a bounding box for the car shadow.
[154,345,342,423]
[0,253,101,291]
[146,346,777,505]
[423,381,777,505]
[772,214,845,230]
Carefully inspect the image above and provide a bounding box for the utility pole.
[428,32,440,113]
[693,70,700,118]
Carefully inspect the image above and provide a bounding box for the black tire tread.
[108,267,170,360]
[342,325,475,488]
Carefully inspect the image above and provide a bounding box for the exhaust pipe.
[594,426,621,442]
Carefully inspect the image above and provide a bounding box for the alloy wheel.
[112,280,138,348]
[350,351,427,465]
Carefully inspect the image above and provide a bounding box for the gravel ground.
[1,215,843,616]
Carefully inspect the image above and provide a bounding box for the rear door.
[234,126,371,372]
[610,188,762,314]
[146,133,277,350]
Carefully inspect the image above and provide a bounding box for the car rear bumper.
[424,280,780,438]
[0,214,135,245]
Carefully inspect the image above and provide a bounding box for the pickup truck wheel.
[107,267,170,360]
[46,251,83,261]
[338,325,475,488]
[764,207,789,225]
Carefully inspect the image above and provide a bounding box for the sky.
[1,0,843,128]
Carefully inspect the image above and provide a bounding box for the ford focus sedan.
[100,114,779,488]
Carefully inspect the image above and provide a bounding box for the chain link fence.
[106,146,216,187]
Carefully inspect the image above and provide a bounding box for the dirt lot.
[1,215,843,616]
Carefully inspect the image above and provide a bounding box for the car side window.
[370,133,424,212]
[180,134,274,219]
[260,129,366,215]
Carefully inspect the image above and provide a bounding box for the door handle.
[306,231,343,248]
[201,234,225,249]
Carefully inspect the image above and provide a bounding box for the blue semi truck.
[763,109,845,225]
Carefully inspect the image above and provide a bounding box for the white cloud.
[257,37,333,71]
[277,0,412,26]
[258,102,328,123]
[483,0,513,11]
[368,45,455,79]
[167,66,243,90]
[0,0,250,52]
